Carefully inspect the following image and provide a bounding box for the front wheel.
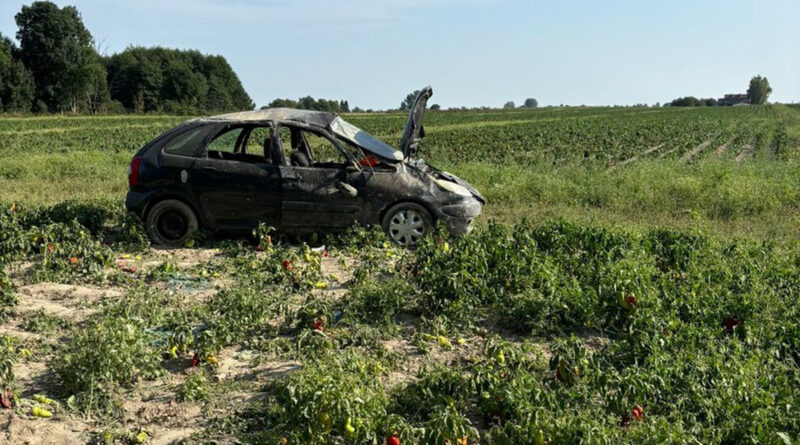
[381,202,433,247]
[146,199,198,247]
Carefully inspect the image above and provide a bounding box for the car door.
[189,123,282,230]
[277,126,368,229]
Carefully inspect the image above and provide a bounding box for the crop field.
[1,105,800,444]
[2,105,799,239]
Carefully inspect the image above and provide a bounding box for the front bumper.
[436,197,483,235]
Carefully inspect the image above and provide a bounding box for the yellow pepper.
[32,406,53,418]
[33,394,53,404]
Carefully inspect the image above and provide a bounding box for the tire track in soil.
[658,145,681,159]
[735,142,755,163]
[607,144,663,171]
[714,138,735,155]
[768,139,779,159]
[679,139,712,162]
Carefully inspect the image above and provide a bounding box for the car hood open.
[399,86,432,159]
[329,117,404,162]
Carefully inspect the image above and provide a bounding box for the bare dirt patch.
[380,337,480,389]
[15,283,121,322]
[215,346,300,382]
[1,413,90,445]
[319,255,356,299]
[123,393,204,445]
[149,248,222,269]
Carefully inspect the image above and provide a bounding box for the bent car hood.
[330,117,404,161]
[399,86,433,159]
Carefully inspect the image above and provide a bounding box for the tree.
[747,75,772,105]
[15,1,101,112]
[669,96,700,107]
[522,98,538,108]
[430,104,441,110]
[400,90,422,110]
[162,60,208,113]
[106,47,253,113]
[83,55,110,114]
[266,96,353,112]
[0,33,36,112]
[668,96,718,107]
[503,101,515,109]
[267,98,297,109]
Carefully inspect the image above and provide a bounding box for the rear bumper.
[125,190,151,221]
[436,198,483,235]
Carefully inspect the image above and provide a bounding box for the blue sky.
[1,0,798,109]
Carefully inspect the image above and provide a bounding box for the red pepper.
[386,435,400,445]
[191,353,200,367]
[624,293,637,307]
[313,319,324,332]
[282,260,293,271]
[632,405,643,421]
[0,389,11,409]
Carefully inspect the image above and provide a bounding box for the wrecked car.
[125,86,485,247]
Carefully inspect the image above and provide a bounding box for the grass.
[446,158,800,241]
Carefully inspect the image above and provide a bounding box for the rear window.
[162,127,208,157]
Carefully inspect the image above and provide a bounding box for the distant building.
[718,94,749,106]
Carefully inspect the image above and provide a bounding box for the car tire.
[146,199,198,248]
[381,202,433,246]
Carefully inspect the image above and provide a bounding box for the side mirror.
[337,182,358,197]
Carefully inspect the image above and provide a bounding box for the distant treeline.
[0,1,253,114]
[668,97,719,107]
[264,97,351,113]
[666,76,772,107]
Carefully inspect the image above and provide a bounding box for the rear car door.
[277,125,369,230]
[189,123,282,230]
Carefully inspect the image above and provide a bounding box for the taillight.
[128,156,142,187]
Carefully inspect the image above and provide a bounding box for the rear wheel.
[381,202,433,247]
[146,199,198,247]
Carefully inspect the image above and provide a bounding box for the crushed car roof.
[204,108,337,127]
[201,108,404,162]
